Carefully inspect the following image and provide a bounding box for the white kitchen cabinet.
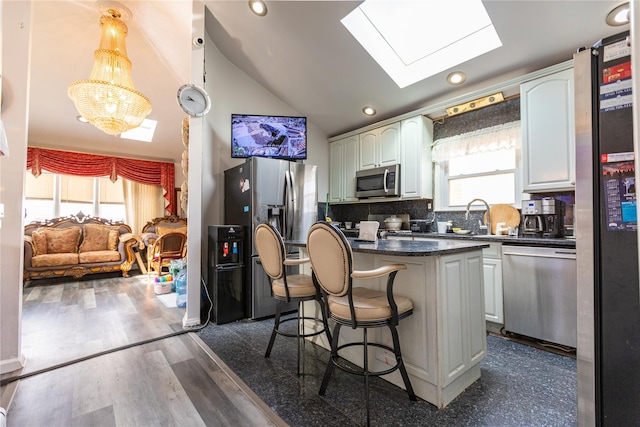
[302,248,487,408]
[400,115,433,199]
[521,68,575,192]
[482,243,503,324]
[329,135,359,203]
[414,237,503,324]
[438,251,486,387]
[358,122,400,170]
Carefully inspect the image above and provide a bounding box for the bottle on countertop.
[446,221,454,233]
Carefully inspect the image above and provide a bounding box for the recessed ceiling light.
[249,0,267,16]
[447,71,467,85]
[76,115,89,123]
[606,2,629,26]
[362,106,376,116]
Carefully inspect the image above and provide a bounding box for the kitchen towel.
[358,221,379,242]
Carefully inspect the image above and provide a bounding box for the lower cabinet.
[438,251,487,387]
[301,246,487,408]
[482,243,504,325]
[412,237,503,325]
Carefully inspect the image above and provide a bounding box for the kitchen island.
[291,237,490,409]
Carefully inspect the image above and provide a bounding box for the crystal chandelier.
[68,7,151,136]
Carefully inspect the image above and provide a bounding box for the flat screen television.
[231,114,307,160]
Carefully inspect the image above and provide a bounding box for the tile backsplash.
[321,191,574,236]
[321,199,433,225]
[436,191,575,235]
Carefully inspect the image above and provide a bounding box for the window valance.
[26,147,175,214]
[431,120,521,163]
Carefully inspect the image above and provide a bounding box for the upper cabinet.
[329,135,359,203]
[358,122,401,170]
[401,115,433,199]
[521,68,575,192]
[329,115,434,203]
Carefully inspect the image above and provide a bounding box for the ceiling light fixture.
[446,92,504,117]
[249,0,268,16]
[606,2,630,26]
[68,3,152,136]
[362,106,376,116]
[447,71,467,85]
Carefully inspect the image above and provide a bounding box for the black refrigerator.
[574,31,640,425]
[224,157,318,319]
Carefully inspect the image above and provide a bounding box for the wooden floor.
[1,274,286,426]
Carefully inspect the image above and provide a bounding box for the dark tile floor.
[197,316,577,427]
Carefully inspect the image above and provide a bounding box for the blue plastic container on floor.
[175,272,187,308]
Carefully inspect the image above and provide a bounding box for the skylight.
[341,0,502,88]
[119,119,157,142]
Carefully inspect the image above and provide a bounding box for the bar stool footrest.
[332,341,402,377]
[274,316,327,339]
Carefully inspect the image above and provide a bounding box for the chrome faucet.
[465,199,491,235]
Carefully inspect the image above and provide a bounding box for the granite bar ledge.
[288,237,489,256]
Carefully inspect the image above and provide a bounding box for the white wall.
[0,0,30,374]
[197,6,329,284]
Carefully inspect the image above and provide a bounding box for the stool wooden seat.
[306,221,416,426]
[254,223,331,376]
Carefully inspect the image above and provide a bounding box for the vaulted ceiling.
[22,1,628,162]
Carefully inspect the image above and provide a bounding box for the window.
[24,172,126,224]
[433,121,521,210]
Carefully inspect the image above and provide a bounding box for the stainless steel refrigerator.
[575,32,640,425]
[224,157,318,319]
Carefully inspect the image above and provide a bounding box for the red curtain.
[26,147,176,214]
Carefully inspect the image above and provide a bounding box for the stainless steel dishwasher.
[502,245,577,348]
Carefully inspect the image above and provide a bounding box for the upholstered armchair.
[140,215,188,276]
[147,232,187,278]
[140,215,187,247]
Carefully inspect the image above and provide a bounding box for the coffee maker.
[541,197,563,238]
[522,200,544,237]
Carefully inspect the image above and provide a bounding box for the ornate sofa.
[23,213,139,282]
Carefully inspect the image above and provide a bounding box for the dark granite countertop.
[402,232,576,248]
[287,237,489,257]
[339,228,576,248]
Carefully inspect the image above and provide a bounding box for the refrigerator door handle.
[283,170,288,239]
[289,169,297,237]
[284,170,295,239]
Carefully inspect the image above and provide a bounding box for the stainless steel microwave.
[355,164,400,198]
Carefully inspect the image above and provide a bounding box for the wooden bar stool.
[254,223,331,375]
[306,221,416,426]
